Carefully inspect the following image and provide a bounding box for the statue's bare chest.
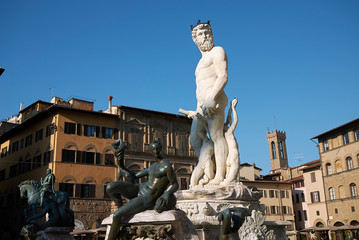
[150,163,167,178]
[195,55,214,76]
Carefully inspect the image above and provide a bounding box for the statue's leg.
[208,108,228,184]
[190,165,204,187]
[106,181,139,207]
[190,116,204,158]
[32,204,37,217]
[107,196,149,240]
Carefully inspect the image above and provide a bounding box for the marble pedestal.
[175,183,269,240]
[102,210,199,240]
[36,227,75,240]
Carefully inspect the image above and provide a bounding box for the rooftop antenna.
[293,152,304,168]
[49,87,54,98]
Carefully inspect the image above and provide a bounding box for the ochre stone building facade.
[312,118,359,237]
[0,96,196,237]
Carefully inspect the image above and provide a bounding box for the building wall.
[316,122,359,227]
[303,167,328,228]
[242,180,296,239]
[0,98,197,236]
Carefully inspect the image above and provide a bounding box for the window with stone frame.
[269,190,275,198]
[33,155,41,169]
[271,142,276,159]
[355,128,359,141]
[84,125,95,137]
[329,187,335,200]
[279,141,284,159]
[76,183,96,198]
[9,165,17,178]
[35,129,43,142]
[311,172,316,182]
[343,132,350,145]
[62,149,76,163]
[25,134,32,147]
[64,122,76,135]
[59,182,74,197]
[303,210,308,221]
[326,163,332,175]
[104,153,115,166]
[311,191,320,203]
[43,150,52,164]
[12,141,19,153]
[350,183,358,197]
[270,206,276,214]
[347,157,353,170]
[324,140,329,152]
[102,127,114,139]
[104,184,110,198]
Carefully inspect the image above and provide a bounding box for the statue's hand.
[155,192,169,210]
[231,98,238,108]
[203,97,217,118]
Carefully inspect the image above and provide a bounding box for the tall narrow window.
[343,132,349,145]
[59,183,74,197]
[311,172,316,182]
[324,140,329,151]
[279,141,284,159]
[326,163,332,175]
[355,129,359,141]
[329,187,335,200]
[347,157,353,170]
[271,142,276,159]
[350,183,358,197]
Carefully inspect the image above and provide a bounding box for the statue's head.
[191,20,214,52]
[149,139,162,157]
[46,169,51,175]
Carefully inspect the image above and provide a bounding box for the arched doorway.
[334,222,345,240]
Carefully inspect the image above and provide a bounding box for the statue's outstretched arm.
[136,168,149,178]
[227,98,238,134]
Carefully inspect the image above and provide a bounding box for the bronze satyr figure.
[106,139,179,240]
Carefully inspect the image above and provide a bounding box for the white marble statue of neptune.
[187,22,229,185]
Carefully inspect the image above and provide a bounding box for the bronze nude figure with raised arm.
[106,139,179,240]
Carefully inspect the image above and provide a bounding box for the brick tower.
[266,130,288,171]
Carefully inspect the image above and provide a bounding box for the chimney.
[108,96,113,113]
[20,102,24,111]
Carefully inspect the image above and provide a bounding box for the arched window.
[295,194,300,203]
[301,193,305,202]
[335,160,342,173]
[347,157,353,170]
[271,142,276,159]
[326,163,332,175]
[316,222,324,228]
[329,187,335,200]
[350,183,358,197]
[279,141,284,159]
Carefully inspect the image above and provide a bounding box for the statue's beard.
[196,38,214,52]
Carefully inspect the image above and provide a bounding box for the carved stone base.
[36,227,75,240]
[101,210,199,240]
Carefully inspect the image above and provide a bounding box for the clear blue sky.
[1,1,358,174]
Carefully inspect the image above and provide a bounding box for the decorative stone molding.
[238,210,276,240]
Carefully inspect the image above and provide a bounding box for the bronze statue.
[106,139,179,240]
[39,169,55,207]
[218,207,250,240]
[25,195,74,230]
